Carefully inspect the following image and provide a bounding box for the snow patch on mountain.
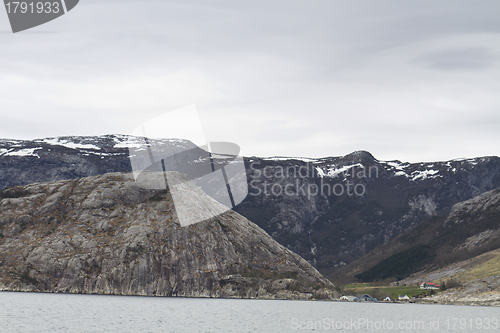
[263,156,321,163]
[4,148,42,158]
[384,161,408,170]
[316,163,365,178]
[316,167,325,178]
[114,137,195,150]
[411,169,442,181]
[0,148,11,156]
[452,157,480,166]
[113,140,145,149]
[39,138,101,150]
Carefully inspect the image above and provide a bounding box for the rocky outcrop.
[0,172,334,299]
[445,188,500,226]
[440,188,500,253]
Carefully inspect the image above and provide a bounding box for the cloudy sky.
[1,0,499,162]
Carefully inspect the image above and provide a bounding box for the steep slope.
[341,188,500,283]
[0,172,333,299]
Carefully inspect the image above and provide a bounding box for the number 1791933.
[445,318,499,330]
[5,2,60,14]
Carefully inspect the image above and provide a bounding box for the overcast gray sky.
[1,0,499,162]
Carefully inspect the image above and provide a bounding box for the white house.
[383,296,391,302]
[398,295,410,300]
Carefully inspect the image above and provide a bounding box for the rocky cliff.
[0,172,333,299]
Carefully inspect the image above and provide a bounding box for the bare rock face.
[441,188,500,253]
[445,188,500,226]
[0,172,333,299]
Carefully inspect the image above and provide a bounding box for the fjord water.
[1,292,498,332]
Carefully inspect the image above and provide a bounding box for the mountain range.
[1,134,500,284]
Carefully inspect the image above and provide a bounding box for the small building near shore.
[355,294,373,302]
[420,282,440,290]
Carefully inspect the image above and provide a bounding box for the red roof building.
[420,282,440,290]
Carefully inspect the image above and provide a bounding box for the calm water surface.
[0,292,499,332]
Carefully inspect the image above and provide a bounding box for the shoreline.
[1,289,499,306]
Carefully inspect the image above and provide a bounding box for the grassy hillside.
[343,283,433,300]
[434,249,500,285]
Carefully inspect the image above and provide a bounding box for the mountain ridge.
[1,134,500,282]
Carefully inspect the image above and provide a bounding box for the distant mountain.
[0,135,196,190]
[1,135,500,282]
[0,172,333,299]
[237,151,500,281]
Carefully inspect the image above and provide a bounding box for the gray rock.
[0,172,334,299]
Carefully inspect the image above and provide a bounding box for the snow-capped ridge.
[262,156,321,163]
[37,138,101,150]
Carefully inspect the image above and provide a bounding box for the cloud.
[413,47,497,71]
[0,0,500,162]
